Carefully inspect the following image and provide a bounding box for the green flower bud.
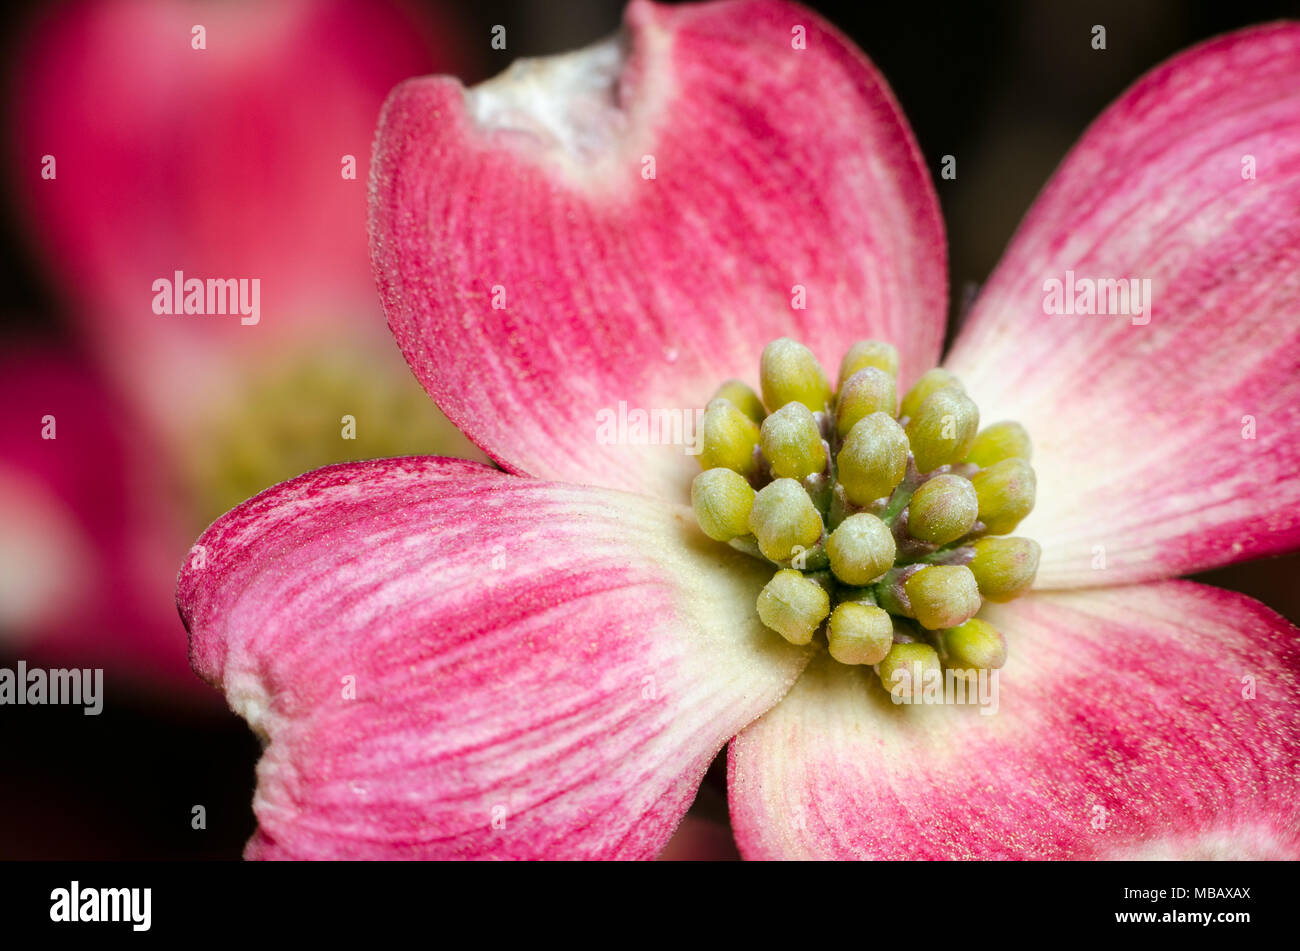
[968,536,1041,601]
[899,367,962,420]
[938,618,1007,672]
[836,412,909,506]
[760,402,826,480]
[826,513,896,585]
[877,641,941,700]
[691,468,756,542]
[698,397,761,476]
[827,602,894,665]
[835,367,898,437]
[906,473,978,545]
[838,339,899,387]
[748,478,824,562]
[713,379,766,424]
[760,338,832,413]
[903,564,981,630]
[756,569,831,646]
[965,420,1032,467]
[970,458,1036,535]
[905,388,980,473]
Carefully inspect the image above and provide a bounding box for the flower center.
[691,337,1040,693]
[187,348,473,528]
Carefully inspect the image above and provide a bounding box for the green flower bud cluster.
[688,338,1042,694]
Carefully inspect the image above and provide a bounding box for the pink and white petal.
[728,581,1300,860]
[178,456,810,859]
[370,0,946,501]
[946,23,1300,587]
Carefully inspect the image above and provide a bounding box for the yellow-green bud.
[838,340,899,387]
[836,412,909,506]
[713,379,766,425]
[968,536,1041,601]
[826,513,896,585]
[693,341,1043,673]
[760,402,826,480]
[938,618,1007,672]
[835,367,898,437]
[691,468,756,542]
[970,458,1036,535]
[827,602,894,665]
[965,420,1031,467]
[756,569,830,646]
[877,641,941,700]
[906,473,978,545]
[760,338,832,413]
[748,478,824,562]
[698,397,761,476]
[899,367,962,420]
[904,564,981,630]
[905,388,980,473]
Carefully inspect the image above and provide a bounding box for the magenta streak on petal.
[728,581,1300,860]
[178,456,808,859]
[945,22,1300,587]
[369,0,946,502]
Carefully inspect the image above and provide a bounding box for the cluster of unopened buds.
[691,338,1040,695]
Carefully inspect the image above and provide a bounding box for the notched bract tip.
[464,32,634,167]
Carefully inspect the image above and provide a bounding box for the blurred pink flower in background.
[1,0,482,695]
[0,344,170,671]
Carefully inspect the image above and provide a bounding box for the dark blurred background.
[2,0,1297,859]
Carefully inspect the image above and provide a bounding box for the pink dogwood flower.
[179,0,1300,858]
[3,0,479,690]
